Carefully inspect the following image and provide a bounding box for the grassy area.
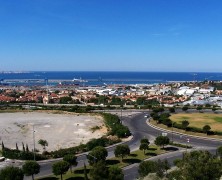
[150,119,222,139]
[38,145,168,180]
[106,145,165,168]
[213,117,222,123]
[171,113,222,132]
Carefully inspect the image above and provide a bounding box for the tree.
[1,141,4,150]
[87,146,108,165]
[140,138,150,145]
[22,160,40,180]
[167,169,182,180]
[169,150,222,180]
[155,159,170,178]
[154,136,170,148]
[0,166,24,180]
[63,154,78,172]
[22,142,25,152]
[86,138,107,151]
[162,118,172,127]
[182,106,188,112]
[217,146,222,159]
[169,107,175,113]
[52,161,69,180]
[202,125,211,134]
[16,143,19,150]
[111,96,124,105]
[159,113,170,119]
[112,125,131,138]
[152,108,160,113]
[212,107,217,113]
[89,160,108,180]
[205,104,211,108]
[26,144,29,152]
[138,161,157,177]
[108,165,124,180]
[38,139,48,152]
[136,97,146,105]
[59,96,72,104]
[140,143,149,155]
[173,158,182,167]
[84,163,89,180]
[114,144,130,161]
[140,138,150,154]
[196,105,203,112]
[182,120,189,130]
[158,107,165,112]
[98,95,108,105]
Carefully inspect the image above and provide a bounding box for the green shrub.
[2,148,46,160]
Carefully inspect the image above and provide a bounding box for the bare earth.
[0,112,106,152]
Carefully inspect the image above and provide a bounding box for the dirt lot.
[0,112,106,152]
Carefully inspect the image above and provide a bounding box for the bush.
[162,118,172,127]
[169,142,192,149]
[2,148,46,160]
[138,161,157,177]
[50,136,120,158]
[86,138,108,151]
[159,113,170,119]
[186,126,203,133]
[111,125,131,138]
[214,131,222,136]
[103,113,131,138]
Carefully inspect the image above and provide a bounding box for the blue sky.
[1,0,222,72]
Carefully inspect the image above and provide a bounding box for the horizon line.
[0,70,222,73]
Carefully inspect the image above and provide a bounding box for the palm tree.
[38,139,48,152]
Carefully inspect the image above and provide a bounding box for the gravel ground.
[0,112,106,152]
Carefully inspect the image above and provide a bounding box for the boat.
[72,78,88,83]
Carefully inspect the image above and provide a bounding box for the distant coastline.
[0,71,222,86]
[0,71,30,74]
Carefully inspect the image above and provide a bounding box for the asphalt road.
[122,112,222,180]
[27,111,222,180]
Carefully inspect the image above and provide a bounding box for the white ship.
[72,77,88,83]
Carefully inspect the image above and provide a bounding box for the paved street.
[2,110,222,180]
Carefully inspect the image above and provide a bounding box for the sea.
[0,71,222,86]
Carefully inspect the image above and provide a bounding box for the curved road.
[33,113,142,180]
[31,111,222,180]
[122,112,222,180]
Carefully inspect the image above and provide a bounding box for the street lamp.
[120,108,123,124]
[186,138,190,152]
[33,125,36,161]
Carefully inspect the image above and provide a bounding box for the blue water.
[1,71,222,86]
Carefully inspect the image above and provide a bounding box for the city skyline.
[1,0,222,72]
